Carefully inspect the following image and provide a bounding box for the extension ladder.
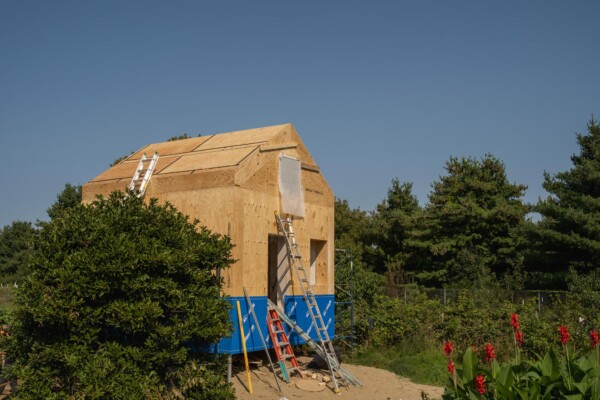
[128,152,159,197]
[267,308,302,382]
[274,212,344,392]
[267,299,362,387]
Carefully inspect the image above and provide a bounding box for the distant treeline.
[334,118,600,291]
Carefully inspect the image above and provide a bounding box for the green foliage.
[372,179,422,279]
[414,154,530,288]
[46,183,82,220]
[535,117,600,272]
[0,221,36,283]
[7,191,235,399]
[168,133,201,141]
[110,152,133,167]
[334,198,377,266]
[443,346,600,399]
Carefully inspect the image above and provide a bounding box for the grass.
[348,341,448,387]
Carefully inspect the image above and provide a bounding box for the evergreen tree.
[416,155,529,287]
[9,192,235,399]
[372,179,421,282]
[46,183,82,220]
[535,118,600,271]
[0,221,36,283]
[334,198,377,267]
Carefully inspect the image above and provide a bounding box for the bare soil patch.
[232,356,444,400]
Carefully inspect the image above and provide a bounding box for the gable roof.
[90,124,310,183]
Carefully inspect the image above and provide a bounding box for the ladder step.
[279,341,289,346]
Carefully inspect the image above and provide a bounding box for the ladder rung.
[279,341,289,346]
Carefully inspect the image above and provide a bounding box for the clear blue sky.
[1,1,598,227]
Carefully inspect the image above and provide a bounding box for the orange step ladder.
[267,307,303,382]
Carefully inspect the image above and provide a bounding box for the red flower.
[484,343,496,362]
[475,374,486,395]
[590,329,600,348]
[447,359,455,374]
[471,345,478,354]
[510,313,520,330]
[558,325,571,345]
[443,341,454,356]
[515,330,523,346]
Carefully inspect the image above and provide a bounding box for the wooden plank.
[160,146,256,174]
[301,162,320,172]
[259,143,297,152]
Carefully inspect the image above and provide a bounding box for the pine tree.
[373,179,421,282]
[535,118,600,271]
[416,155,529,287]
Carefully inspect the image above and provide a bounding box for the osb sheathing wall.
[82,124,334,298]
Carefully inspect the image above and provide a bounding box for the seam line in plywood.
[234,146,260,166]
[260,143,297,152]
[125,143,261,162]
[195,140,272,152]
[191,135,216,152]
[125,143,151,162]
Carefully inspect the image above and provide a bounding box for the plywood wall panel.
[150,168,236,194]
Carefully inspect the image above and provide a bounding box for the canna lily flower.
[475,374,486,395]
[591,329,600,348]
[558,325,571,345]
[443,341,454,356]
[510,313,520,330]
[484,343,496,362]
[515,330,523,346]
[447,359,455,374]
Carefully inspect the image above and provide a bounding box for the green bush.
[7,192,235,399]
[443,344,600,399]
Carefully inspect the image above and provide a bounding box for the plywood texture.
[82,123,335,297]
[92,156,179,182]
[151,168,236,194]
[160,146,256,174]
[129,136,212,160]
[196,125,286,150]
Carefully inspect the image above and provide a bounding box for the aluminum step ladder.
[267,299,362,387]
[274,212,346,392]
[128,152,159,197]
[266,307,303,382]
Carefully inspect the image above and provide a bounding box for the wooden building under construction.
[82,123,335,354]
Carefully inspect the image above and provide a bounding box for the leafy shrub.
[7,192,235,399]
